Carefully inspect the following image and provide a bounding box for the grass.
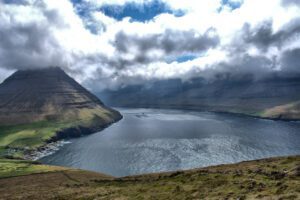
[0,156,299,199]
[0,159,68,178]
[0,121,73,150]
[261,101,300,120]
[0,107,118,158]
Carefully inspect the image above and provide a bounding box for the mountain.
[99,73,300,120]
[0,67,122,157]
[0,67,121,125]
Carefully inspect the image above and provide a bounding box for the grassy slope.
[260,101,300,120]
[0,159,112,179]
[0,156,299,200]
[0,159,69,178]
[0,107,120,158]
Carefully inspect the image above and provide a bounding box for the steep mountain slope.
[99,74,300,120]
[0,67,122,157]
[0,67,121,125]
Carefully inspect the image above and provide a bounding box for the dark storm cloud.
[242,18,300,51]
[281,48,300,73]
[115,28,219,54]
[111,28,220,69]
[189,53,276,83]
[0,23,62,69]
[0,1,70,70]
[219,55,274,76]
[211,18,300,81]
[282,0,300,6]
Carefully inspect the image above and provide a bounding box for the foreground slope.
[0,67,122,157]
[0,156,299,199]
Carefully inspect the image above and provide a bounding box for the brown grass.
[0,156,299,200]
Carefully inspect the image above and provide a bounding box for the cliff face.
[99,74,300,120]
[0,67,122,125]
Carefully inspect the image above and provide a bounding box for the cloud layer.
[0,0,300,91]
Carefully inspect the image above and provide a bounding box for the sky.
[0,0,300,91]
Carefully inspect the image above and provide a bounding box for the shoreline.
[113,105,300,122]
[19,107,299,162]
[7,116,123,161]
[23,140,72,161]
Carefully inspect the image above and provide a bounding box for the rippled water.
[40,108,300,177]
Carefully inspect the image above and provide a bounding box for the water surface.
[41,108,300,177]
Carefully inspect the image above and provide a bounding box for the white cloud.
[0,68,14,84]
[0,0,300,90]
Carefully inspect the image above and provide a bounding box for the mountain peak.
[0,67,121,125]
[4,67,67,82]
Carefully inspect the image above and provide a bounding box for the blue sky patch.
[166,54,197,64]
[70,0,184,33]
[176,55,197,63]
[71,0,90,20]
[220,0,243,11]
[99,0,185,22]
[71,0,105,34]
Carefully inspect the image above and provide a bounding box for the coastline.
[18,107,300,162]
[23,140,72,161]
[2,115,123,161]
[113,105,300,122]
[35,116,122,161]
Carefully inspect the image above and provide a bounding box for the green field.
[0,110,114,158]
[0,158,70,178]
[0,121,67,148]
[0,120,81,157]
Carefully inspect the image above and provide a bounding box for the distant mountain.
[99,73,300,120]
[0,67,122,157]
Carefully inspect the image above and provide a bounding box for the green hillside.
[0,68,122,158]
[261,101,300,120]
[0,156,299,200]
[0,111,116,158]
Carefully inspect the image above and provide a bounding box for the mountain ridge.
[99,74,300,120]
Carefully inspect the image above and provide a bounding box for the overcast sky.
[0,0,299,91]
